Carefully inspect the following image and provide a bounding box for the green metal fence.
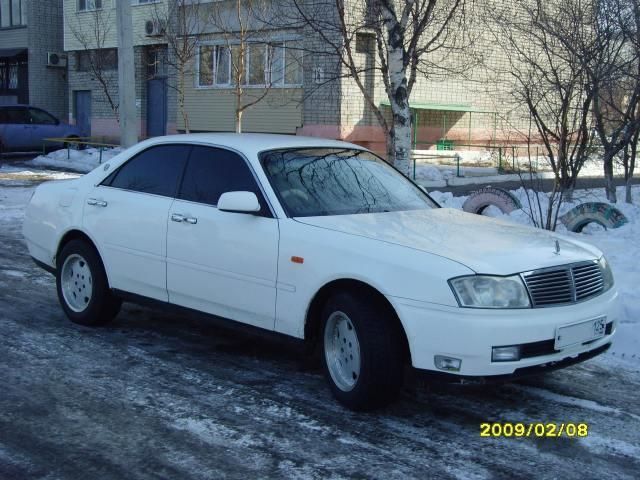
[42,137,120,164]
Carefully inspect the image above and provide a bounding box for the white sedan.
[23,134,619,410]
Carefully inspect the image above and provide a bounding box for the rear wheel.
[56,240,121,326]
[321,291,405,411]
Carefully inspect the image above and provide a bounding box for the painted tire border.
[462,186,523,215]
[560,202,628,232]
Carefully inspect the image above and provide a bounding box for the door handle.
[171,213,197,224]
[87,198,107,207]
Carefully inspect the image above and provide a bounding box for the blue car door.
[27,108,63,150]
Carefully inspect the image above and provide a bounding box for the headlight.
[449,275,531,309]
[598,256,614,291]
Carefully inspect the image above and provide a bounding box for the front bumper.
[388,287,620,376]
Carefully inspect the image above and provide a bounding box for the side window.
[5,108,29,125]
[179,146,269,214]
[29,108,58,125]
[105,144,191,197]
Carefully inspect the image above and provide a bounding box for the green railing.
[42,137,120,164]
[412,142,547,176]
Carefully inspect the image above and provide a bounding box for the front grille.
[523,261,604,307]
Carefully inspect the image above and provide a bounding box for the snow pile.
[431,185,640,365]
[26,147,124,173]
[415,165,445,182]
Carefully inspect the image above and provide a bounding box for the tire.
[56,239,121,326]
[321,291,405,411]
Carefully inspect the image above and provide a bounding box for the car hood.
[294,208,602,275]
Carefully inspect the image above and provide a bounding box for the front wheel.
[321,291,405,411]
[56,240,121,326]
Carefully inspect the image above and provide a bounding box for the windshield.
[260,148,439,217]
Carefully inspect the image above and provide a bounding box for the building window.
[0,0,27,27]
[76,49,118,72]
[146,46,167,79]
[77,0,102,12]
[197,41,302,88]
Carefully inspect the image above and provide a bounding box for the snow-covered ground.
[431,186,640,364]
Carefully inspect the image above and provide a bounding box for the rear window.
[104,144,191,197]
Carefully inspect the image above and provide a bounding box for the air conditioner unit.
[145,19,166,37]
[47,52,67,68]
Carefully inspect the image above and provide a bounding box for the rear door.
[166,146,279,329]
[83,144,191,301]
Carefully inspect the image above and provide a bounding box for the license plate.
[554,316,607,350]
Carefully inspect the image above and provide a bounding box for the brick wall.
[27,0,67,120]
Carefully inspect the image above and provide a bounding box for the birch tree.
[284,0,473,175]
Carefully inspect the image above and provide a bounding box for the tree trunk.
[603,152,617,203]
[380,5,412,176]
[625,136,637,204]
[385,127,395,164]
[386,71,412,176]
[235,106,242,134]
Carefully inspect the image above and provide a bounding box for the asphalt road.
[1,174,639,479]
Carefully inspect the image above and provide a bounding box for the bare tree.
[151,0,210,133]
[489,0,598,201]
[587,0,640,203]
[278,0,474,175]
[68,8,119,121]
[208,0,288,133]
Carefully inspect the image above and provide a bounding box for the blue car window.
[29,109,58,125]
[5,108,29,125]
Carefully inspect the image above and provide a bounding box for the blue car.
[0,105,83,154]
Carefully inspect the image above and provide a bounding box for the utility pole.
[116,0,138,147]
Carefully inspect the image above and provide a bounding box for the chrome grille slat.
[523,261,604,307]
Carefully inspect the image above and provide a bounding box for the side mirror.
[217,191,261,214]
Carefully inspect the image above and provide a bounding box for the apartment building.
[61,1,521,153]
[63,0,174,140]
[0,0,67,120]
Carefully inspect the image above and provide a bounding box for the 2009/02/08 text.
[480,422,589,438]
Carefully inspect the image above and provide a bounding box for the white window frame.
[196,38,303,90]
[77,0,103,12]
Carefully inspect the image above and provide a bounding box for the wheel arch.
[304,278,411,363]
[56,229,111,284]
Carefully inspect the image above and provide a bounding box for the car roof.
[143,133,367,158]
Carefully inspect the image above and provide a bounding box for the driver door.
[166,146,279,330]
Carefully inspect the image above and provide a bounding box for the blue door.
[74,90,91,138]
[147,78,167,137]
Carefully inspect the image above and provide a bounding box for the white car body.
[23,134,619,379]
